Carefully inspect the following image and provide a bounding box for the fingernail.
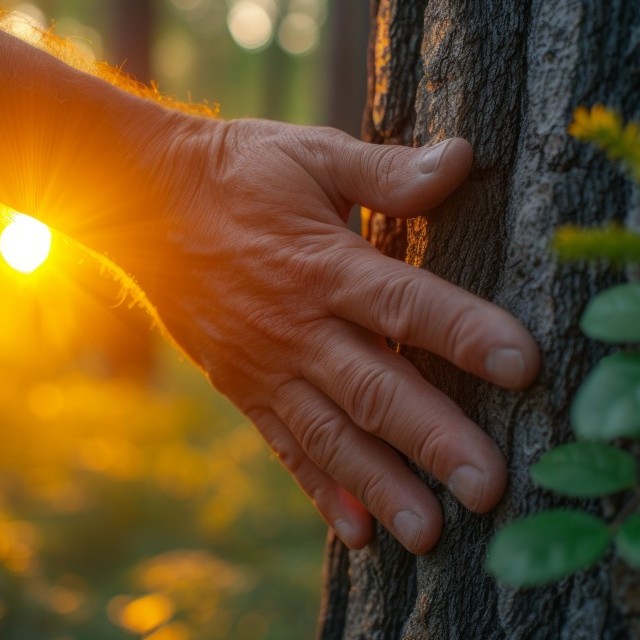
[485,348,525,388]
[393,510,424,553]
[333,519,359,549]
[447,465,485,511]
[418,139,451,173]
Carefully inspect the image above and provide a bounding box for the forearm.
[0,29,211,271]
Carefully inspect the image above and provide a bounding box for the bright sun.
[0,213,52,274]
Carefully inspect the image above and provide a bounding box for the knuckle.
[358,471,387,514]
[288,242,340,293]
[284,125,351,167]
[343,366,397,434]
[247,404,312,478]
[299,413,345,469]
[315,126,353,148]
[416,420,452,476]
[372,274,421,341]
[273,441,306,476]
[442,303,483,369]
[256,430,302,473]
[356,145,396,200]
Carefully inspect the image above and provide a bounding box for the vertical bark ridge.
[361,0,427,261]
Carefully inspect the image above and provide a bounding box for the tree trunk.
[319,1,640,638]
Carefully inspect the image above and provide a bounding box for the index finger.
[326,247,540,390]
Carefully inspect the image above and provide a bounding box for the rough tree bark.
[319,1,640,638]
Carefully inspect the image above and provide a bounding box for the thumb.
[324,136,473,218]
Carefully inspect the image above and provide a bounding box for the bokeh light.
[0,213,51,274]
[0,4,46,42]
[277,11,319,56]
[227,0,274,51]
[110,593,175,635]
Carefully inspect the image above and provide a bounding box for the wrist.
[0,30,224,280]
[109,113,227,294]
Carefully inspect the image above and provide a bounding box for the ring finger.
[273,378,444,554]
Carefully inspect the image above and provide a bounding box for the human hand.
[0,24,538,553]
[135,118,540,554]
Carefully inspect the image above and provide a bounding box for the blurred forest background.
[0,1,368,639]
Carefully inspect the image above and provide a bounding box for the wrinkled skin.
[0,28,539,552]
[137,117,540,554]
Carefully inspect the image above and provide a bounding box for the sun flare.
[0,213,52,274]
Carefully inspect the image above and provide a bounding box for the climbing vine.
[487,105,640,587]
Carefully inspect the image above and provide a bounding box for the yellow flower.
[567,106,589,138]
[568,104,621,140]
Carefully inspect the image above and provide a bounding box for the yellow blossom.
[568,104,621,140]
[569,105,640,179]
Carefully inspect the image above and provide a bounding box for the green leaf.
[616,513,640,567]
[486,509,611,587]
[530,442,637,497]
[581,283,640,342]
[572,352,640,440]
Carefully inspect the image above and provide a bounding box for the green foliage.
[616,514,640,568]
[486,510,611,587]
[572,353,640,440]
[530,442,637,498]
[580,282,640,341]
[486,106,640,588]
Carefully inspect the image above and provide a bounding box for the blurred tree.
[325,0,368,138]
[109,0,154,83]
[319,1,640,638]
